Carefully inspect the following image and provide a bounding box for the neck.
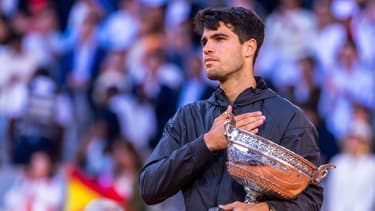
[220,69,256,103]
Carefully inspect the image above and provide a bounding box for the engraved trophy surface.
[224,112,335,204]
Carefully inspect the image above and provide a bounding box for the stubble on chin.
[206,67,228,82]
[207,74,223,81]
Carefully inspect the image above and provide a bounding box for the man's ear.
[243,39,257,58]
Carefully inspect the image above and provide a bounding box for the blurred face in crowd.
[344,135,370,156]
[313,0,333,26]
[201,22,245,82]
[34,8,58,33]
[80,13,97,41]
[29,152,52,179]
[339,40,358,68]
[114,146,136,171]
[112,141,140,172]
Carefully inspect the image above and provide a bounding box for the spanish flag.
[64,167,126,211]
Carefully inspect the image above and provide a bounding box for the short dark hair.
[193,7,264,62]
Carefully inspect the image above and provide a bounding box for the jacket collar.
[208,76,276,108]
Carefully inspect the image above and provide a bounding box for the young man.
[139,7,323,211]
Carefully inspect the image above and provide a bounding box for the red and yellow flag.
[64,167,126,211]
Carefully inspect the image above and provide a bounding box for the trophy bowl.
[224,112,335,203]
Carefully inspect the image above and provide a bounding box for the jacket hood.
[207,76,277,109]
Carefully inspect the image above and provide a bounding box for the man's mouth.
[204,57,218,63]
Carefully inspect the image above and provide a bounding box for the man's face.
[201,22,245,81]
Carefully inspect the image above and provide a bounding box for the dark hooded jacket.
[139,77,323,211]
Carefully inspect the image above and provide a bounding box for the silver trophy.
[223,112,335,204]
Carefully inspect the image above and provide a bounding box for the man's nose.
[203,42,214,55]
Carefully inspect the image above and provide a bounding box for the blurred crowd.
[0,0,374,210]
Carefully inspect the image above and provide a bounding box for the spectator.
[139,49,183,148]
[23,6,63,69]
[256,0,315,90]
[177,53,216,108]
[4,150,64,211]
[58,12,107,138]
[98,0,140,51]
[75,107,120,178]
[98,139,146,211]
[320,39,374,140]
[310,0,347,72]
[7,67,72,165]
[324,120,375,211]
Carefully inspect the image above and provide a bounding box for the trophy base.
[244,186,261,204]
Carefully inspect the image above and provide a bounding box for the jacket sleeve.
[139,109,215,204]
[266,110,324,211]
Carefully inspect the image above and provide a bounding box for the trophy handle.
[312,164,336,184]
[224,111,236,138]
